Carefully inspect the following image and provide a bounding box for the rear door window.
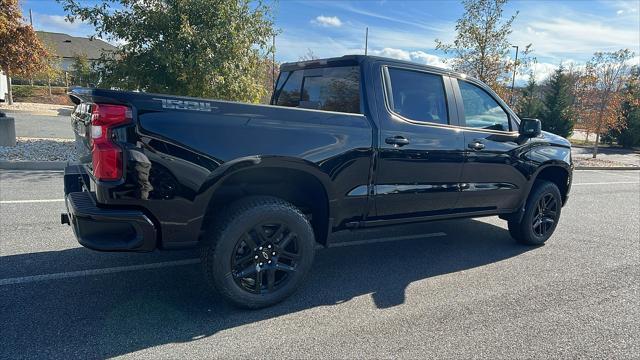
[273,66,360,114]
[386,67,449,125]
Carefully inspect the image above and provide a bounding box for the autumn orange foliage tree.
[0,0,50,104]
[573,50,635,158]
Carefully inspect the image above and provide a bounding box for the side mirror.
[519,118,541,137]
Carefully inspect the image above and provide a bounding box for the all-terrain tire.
[508,180,562,245]
[200,196,316,309]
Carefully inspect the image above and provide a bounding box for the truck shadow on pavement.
[1,218,535,358]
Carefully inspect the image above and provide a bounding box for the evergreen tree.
[517,74,543,119]
[541,66,575,138]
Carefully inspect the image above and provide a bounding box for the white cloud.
[626,55,640,66]
[369,48,447,68]
[409,51,448,68]
[616,9,625,15]
[371,47,412,61]
[35,14,85,31]
[517,62,559,83]
[311,15,342,27]
[511,17,640,59]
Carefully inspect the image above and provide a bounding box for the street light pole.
[364,27,368,56]
[510,45,519,105]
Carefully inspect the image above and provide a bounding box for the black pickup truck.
[62,55,572,308]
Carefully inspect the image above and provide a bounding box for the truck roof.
[279,54,468,80]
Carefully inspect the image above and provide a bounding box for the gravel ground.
[0,137,76,161]
[0,102,73,116]
[573,157,638,168]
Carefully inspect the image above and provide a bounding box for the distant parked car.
[61,55,573,308]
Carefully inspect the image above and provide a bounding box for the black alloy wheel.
[200,196,315,309]
[508,180,562,245]
[231,222,301,294]
[531,193,558,237]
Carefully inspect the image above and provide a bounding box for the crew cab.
[62,55,573,308]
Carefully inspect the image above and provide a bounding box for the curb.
[0,161,66,170]
[570,144,640,153]
[575,166,640,170]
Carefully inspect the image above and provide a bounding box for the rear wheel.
[200,196,315,308]
[508,180,562,245]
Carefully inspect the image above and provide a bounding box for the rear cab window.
[272,66,361,114]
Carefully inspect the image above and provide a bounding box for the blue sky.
[20,0,640,82]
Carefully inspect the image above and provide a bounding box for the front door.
[452,78,526,213]
[372,66,465,220]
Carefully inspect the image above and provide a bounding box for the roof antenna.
[364,27,368,56]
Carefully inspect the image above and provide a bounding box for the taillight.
[90,104,132,181]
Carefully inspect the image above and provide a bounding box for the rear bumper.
[62,165,157,252]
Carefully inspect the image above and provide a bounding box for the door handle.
[385,136,410,147]
[468,141,485,150]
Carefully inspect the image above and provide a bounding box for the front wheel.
[508,180,562,245]
[201,196,316,309]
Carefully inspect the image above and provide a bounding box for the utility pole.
[510,45,519,105]
[29,9,33,26]
[364,27,369,56]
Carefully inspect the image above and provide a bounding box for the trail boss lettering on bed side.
[153,98,214,112]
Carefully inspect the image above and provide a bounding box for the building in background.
[36,31,117,72]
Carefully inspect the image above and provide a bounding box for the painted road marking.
[572,181,639,186]
[0,199,65,204]
[0,232,448,286]
[0,259,201,286]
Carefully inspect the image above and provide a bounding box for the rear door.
[371,64,465,220]
[451,78,525,212]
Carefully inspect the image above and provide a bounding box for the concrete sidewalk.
[572,146,640,167]
[1,103,74,139]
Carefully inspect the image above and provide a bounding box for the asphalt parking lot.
[1,170,639,359]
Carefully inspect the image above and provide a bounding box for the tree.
[435,0,532,89]
[605,66,640,148]
[59,0,277,103]
[299,48,319,61]
[71,54,93,86]
[34,48,63,96]
[517,74,543,119]
[540,66,575,138]
[574,50,635,157]
[0,0,50,104]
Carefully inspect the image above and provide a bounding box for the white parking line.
[0,259,201,286]
[0,199,65,204]
[572,181,639,186]
[0,232,448,286]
